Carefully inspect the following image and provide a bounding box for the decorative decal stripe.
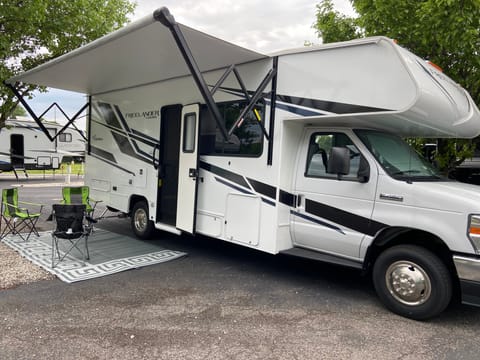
[247,178,276,199]
[89,152,136,176]
[200,162,276,206]
[291,210,345,234]
[199,161,251,190]
[212,85,390,116]
[95,102,122,129]
[200,162,387,235]
[275,102,324,116]
[214,177,276,206]
[111,132,146,162]
[277,95,391,114]
[214,177,253,195]
[305,199,386,237]
[131,129,159,144]
[279,190,296,207]
[90,145,116,163]
[114,105,156,161]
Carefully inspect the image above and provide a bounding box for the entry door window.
[182,113,196,153]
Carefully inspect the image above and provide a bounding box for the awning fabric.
[6,11,267,95]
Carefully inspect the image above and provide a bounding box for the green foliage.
[314,0,362,43]
[12,104,27,117]
[314,0,480,175]
[0,0,135,127]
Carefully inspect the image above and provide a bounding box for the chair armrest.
[18,200,44,207]
[17,201,44,213]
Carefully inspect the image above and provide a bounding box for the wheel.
[372,245,452,320]
[131,201,154,239]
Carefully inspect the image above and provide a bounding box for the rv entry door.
[176,104,200,233]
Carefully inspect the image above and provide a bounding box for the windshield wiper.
[391,170,422,176]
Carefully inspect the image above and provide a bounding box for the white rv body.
[7,9,480,319]
[0,117,86,171]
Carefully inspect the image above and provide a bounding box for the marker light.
[427,60,443,72]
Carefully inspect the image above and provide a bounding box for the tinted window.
[199,101,264,157]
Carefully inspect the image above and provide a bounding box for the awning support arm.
[227,69,276,140]
[154,7,229,141]
[4,82,88,142]
[210,64,273,141]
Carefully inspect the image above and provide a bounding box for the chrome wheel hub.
[134,209,147,232]
[385,261,431,306]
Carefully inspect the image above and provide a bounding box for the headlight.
[467,215,480,253]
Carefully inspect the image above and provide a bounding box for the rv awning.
[6,9,267,95]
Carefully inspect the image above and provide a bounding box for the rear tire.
[131,201,154,239]
[372,245,452,320]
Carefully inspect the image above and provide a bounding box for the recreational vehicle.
[6,7,480,320]
[0,117,86,173]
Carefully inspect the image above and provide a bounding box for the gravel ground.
[0,175,83,290]
[0,241,54,289]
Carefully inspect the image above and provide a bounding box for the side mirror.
[327,147,350,178]
[357,156,370,183]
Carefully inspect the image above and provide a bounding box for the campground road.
[1,177,480,359]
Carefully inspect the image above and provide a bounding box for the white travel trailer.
[6,8,480,320]
[0,117,86,175]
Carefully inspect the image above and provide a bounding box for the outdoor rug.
[2,229,187,283]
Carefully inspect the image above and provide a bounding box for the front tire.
[372,245,452,320]
[131,201,154,239]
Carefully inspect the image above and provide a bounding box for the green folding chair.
[1,188,44,241]
[61,186,100,217]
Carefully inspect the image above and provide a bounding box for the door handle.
[296,194,304,208]
[189,168,198,178]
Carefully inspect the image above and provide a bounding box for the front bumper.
[453,255,480,306]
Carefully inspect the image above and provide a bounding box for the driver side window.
[305,132,361,180]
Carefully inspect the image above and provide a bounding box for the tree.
[314,0,480,175]
[12,104,27,117]
[0,0,136,128]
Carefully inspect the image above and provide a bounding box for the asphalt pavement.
[1,175,480,359]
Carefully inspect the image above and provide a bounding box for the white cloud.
[133,0,354,52]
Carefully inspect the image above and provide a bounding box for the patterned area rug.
[2,230,186,283]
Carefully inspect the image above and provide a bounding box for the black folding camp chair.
[1,188,44,241]
[51,204,93,268]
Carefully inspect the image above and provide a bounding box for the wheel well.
[128,195,148,215]
[365,227,460,298]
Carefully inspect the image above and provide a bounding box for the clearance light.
[427,60,443,72]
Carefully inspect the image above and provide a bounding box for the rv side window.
[199,100,264,157]
[305,132,361,180]
[59,133,72,142]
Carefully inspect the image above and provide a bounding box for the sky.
[25,0,355,125]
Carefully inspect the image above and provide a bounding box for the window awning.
[6,9,267,95]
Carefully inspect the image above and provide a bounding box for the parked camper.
[0,117,85,173]
[6,8,480,320]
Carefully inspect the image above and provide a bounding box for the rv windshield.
[355,130,443,181]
